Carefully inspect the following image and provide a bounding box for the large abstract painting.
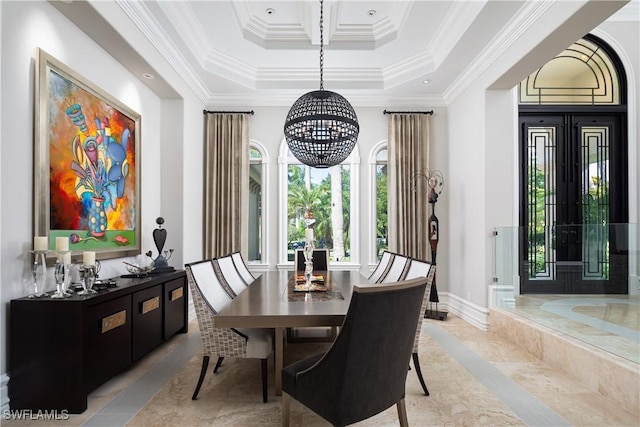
[34,48,141,260]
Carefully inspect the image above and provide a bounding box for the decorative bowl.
[124,262,155,276]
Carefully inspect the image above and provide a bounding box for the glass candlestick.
[52,260,65,298]
[51,252,72,298]
[62,262,73,296]
[78,265,97,295]
[29,250,48,298]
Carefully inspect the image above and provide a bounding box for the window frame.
[248,140,269,268]
[278,138,360,270]
[369,141,388,272]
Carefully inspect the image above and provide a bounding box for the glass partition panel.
[492,223,639,364]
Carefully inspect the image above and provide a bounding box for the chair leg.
[213,356,224,373]
[261,358,268,403]
[412,352,429,396]
[397,398,409,427]
[192,355,210,400]
[282,392,291,427]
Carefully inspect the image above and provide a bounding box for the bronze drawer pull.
[170,287,184,301]
[141,296,160,314]
[101,310,127,333]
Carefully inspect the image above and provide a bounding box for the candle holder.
[62,261,73,296]
[51,252,72,298]
[29,250,48,298]
[78,265,97,295]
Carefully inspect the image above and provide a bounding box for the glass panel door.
[520,114,627,294]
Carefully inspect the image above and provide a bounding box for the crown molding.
[443,0,554,104]
[234,1,311,48]
[383,50,434,88]
[605,0,639,21]
[428,0,486,68]
[117,0,213,103]
[256,67,382,90]
[205,92,446,108]
[203,49,258,89]
[156,1,211,63]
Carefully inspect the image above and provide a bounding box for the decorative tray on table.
[294,274,327,292]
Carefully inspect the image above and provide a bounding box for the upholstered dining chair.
[294,248,330,272]
[378,253,410,283]
[402,258,435,396]
[281,277,428,427]
[368,250,394,283]
[231,251,257,284]
[214,255,249,297]
[186,260,273,403]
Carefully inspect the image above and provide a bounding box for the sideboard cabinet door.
[164,277,187,339]
[85,295,132,392]
[9,300,86,412]
[132,285,163,361]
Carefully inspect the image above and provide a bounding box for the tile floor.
[504,295,639,364]
[4,309,638,427]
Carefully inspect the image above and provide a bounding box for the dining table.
[213,269,368,395]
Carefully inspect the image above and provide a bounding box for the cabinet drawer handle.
[141,296,160,314]
[170,287,184,301]
[102,310,127,333]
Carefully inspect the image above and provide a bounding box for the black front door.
[519,112,627,294]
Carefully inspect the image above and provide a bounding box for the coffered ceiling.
[51,0,637,107]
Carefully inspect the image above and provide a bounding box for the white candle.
[62,252,72,265]
[34,236,48,251]
[83,251,95,266]
[305,228,314,242]
[56,236,69,252]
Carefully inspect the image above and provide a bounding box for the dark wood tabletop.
[213,270,368,395]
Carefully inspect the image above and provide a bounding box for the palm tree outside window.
[281,140,359,265]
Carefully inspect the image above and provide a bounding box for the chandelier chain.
[319,0,324,90]
[283,0,359,168]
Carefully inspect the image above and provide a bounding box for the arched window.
[248,141,269,264]
[278,140,360,269]
[369,142,388,265]
[519,36,623,105]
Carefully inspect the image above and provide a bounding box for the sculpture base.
[424,309,448,321]
[150,266,176,275]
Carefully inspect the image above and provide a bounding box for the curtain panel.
[203,113,249,259]
[388,114,431,260]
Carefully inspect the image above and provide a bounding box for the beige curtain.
[388,114,431,260]
[203,113,249,259]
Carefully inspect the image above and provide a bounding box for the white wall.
[230,105,449,279]
[444,1,640,327]
[0,0,205,410]
[447,88,489,328]
[595,20,640,293]
[0,0,151,372]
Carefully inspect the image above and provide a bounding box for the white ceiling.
[51,0,638,107]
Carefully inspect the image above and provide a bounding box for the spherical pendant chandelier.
[284,0,359,169]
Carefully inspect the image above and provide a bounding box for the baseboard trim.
[442,292,490,331]
[1,373,9,413]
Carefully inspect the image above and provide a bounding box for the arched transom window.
[519,36,622,105]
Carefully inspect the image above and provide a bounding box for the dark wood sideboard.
[8,270,188,414]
